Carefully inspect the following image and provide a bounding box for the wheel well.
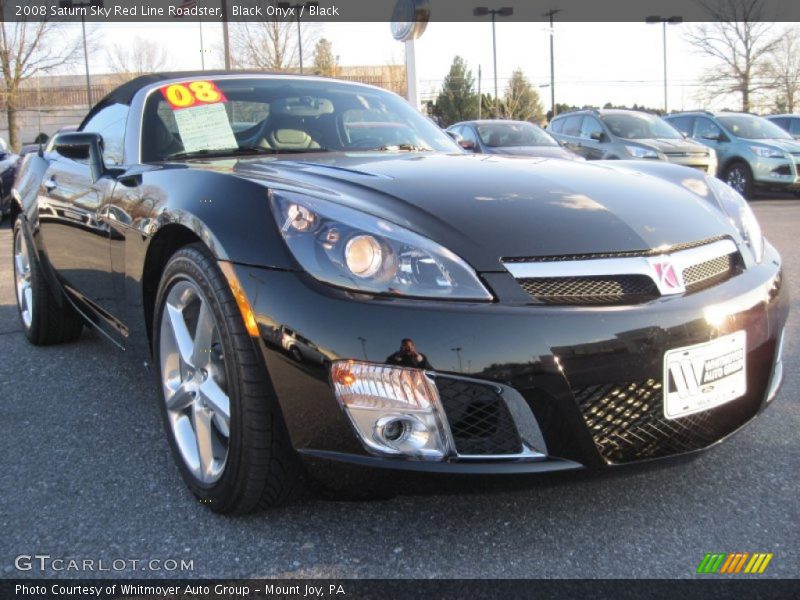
[142,224,203,349]
[720,157,750,176]
[9,196,21,223]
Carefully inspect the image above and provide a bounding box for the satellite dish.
[391,0,430,42]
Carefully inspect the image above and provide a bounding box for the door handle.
[43,178,57,192]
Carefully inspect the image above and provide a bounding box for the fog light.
[330,361,453,460]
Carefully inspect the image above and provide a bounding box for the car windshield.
[717,115,793,140]
[476,122,557,147]
[601,113,682,139]
[141,77,459,161]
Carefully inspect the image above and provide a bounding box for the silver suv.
[548,109,716,174]
[665,111,800,198]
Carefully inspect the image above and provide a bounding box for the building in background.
[1,67,408,145]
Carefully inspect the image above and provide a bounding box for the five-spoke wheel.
[160,279,231,484]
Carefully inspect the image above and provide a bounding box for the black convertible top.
[81,70,306,128]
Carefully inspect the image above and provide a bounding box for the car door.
[692,117,731,164]
[666,116,694,139]
[559,115,587,157]
[39,103,129,343]
[578,115,606,160]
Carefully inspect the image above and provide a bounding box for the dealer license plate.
[663,331,746,420]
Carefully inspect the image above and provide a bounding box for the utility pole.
[478,65,482,120]
[221,0,231,69]
[473,7,514,116]
[543,8,561,120]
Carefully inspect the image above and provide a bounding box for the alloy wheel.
[13,228,33,329]
[726,167,748,195]
[159,279,231,484]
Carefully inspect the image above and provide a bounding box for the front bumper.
[228,242,787,482]
[752,155,800,188]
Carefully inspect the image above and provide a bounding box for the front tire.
[724,161,754,199]
[12,217,83,345]
[153,244,303,514]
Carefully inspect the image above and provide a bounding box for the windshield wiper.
[164,146,330,161]
[366,144,433,152]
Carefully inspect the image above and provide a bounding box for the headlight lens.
[271,194,493,300]
[625,145,659,159]
[750,146,784,159]
[707,176,764,263]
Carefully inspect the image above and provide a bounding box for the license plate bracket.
[663,331,747,420]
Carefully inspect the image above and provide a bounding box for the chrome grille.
[683,253,736,292]
[504,238,741,305]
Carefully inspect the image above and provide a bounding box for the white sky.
[59,21,795,111]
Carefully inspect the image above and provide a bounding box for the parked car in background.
[548,109,717,174]
[0,137,20,223]
[447,120,582,160]
[665,111,800,198]
[765,114,800,140]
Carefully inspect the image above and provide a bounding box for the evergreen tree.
[312,38,337,77]
[433,56,479,125]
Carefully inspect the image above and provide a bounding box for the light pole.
[543,8,561,120]
[277,2,319,74]
[59,0,101,109]
[221,0,231,69]
[473,6,513,115]
[646,15,683,113]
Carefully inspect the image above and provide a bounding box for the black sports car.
[11,72,787,514]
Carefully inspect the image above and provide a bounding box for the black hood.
[192,153,736,272]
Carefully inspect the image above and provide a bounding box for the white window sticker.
[173,102,237,153]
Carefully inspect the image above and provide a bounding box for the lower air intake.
[434,377,522,455]
[574,380,730,464]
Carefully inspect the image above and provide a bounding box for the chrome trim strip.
[504,238,738,297]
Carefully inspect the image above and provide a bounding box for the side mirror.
[702,133,725,142]
[445,130,460,141]
[458,138,476,151]
[53,132,106,182]
[590,131,604,141]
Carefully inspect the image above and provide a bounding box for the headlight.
[625,145,659,159]
[707,176,764,263]
[750,146,784,159]
[271,193,493,300]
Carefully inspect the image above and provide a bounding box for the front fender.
[131,165,297,269]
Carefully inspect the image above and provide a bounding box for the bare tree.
[230,20,316,72]
[501,69,545,122]
[764,26,800,113]
[685,0,779,111]
[0,10,82,150]
[106,36,168,85]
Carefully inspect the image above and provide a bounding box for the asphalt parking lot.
[1,196,798,580]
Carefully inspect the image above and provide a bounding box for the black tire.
[290,345,303,363]
[724,161,754,199]
[153,243,304,514]
[12,217,83,345]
